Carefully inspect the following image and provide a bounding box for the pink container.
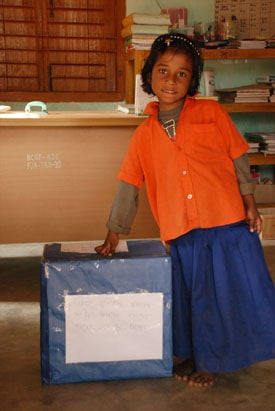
[161,7,188,26]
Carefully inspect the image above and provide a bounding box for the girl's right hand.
[94,230,119,256]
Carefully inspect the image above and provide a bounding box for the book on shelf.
[245,132,275,141]
[215,90,236,103]
[234,96,269,103]
[135,74,158,116]
[245,132,275,155]
[226,40,267,49]
[247,142,261,153]
[235,90,270,103]
[121,24,170,39]
[216,84,272,103]
[0,105,11,112]
[238,40,266,49]
[125,34,160,51]
[122,13,171,28]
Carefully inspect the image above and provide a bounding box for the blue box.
[40,240,172,384]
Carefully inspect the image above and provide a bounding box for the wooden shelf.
[248,153,275,165]
[220,103,275,112]
[202,48,275,60]
[125,48,275,66]
[257,203,275,208]
[0,111,146,127]
[125,48,275,103]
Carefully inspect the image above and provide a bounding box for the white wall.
[126,0,215,26]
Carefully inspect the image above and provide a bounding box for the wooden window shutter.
[0,0,125,101]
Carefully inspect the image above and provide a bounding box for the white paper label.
[65,293,163,363]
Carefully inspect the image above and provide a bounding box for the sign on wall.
[215,0,275,39]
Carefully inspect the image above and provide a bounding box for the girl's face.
[150,49,193,111]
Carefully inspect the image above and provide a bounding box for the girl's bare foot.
[187,371,217,387]
[173,359,196,382]
[174,360,217,387]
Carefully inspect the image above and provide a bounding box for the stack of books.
[247,141,261,154]
[256,76,275,102]
[245,132,275,155]
[226,40,267,49]
[244,132,262,153]
[216,84,272,103]
[235,84,271,103]
[121,13,171,51]
[238,40,266,49]
[260,133,275,155]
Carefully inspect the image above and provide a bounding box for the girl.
[95,34,275,387]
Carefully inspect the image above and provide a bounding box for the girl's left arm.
[233,154,261,234]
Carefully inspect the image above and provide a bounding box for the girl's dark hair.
[141,33,204,97]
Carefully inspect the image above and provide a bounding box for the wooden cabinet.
[125,50,150,104]
[0,112,159,244]
[125,48,275,168]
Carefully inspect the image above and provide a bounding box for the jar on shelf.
[216,16,239,40]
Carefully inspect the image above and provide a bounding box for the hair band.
[157,34,200,56]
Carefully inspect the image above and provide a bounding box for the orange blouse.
[118,97,250,241]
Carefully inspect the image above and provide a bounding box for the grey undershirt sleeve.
[106,181,139,234]
[234,153,255,195]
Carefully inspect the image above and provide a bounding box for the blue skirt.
[170,221,275,373]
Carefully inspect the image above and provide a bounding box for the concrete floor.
[0,247,275,411]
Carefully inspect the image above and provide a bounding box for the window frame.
[0,0,125,102]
